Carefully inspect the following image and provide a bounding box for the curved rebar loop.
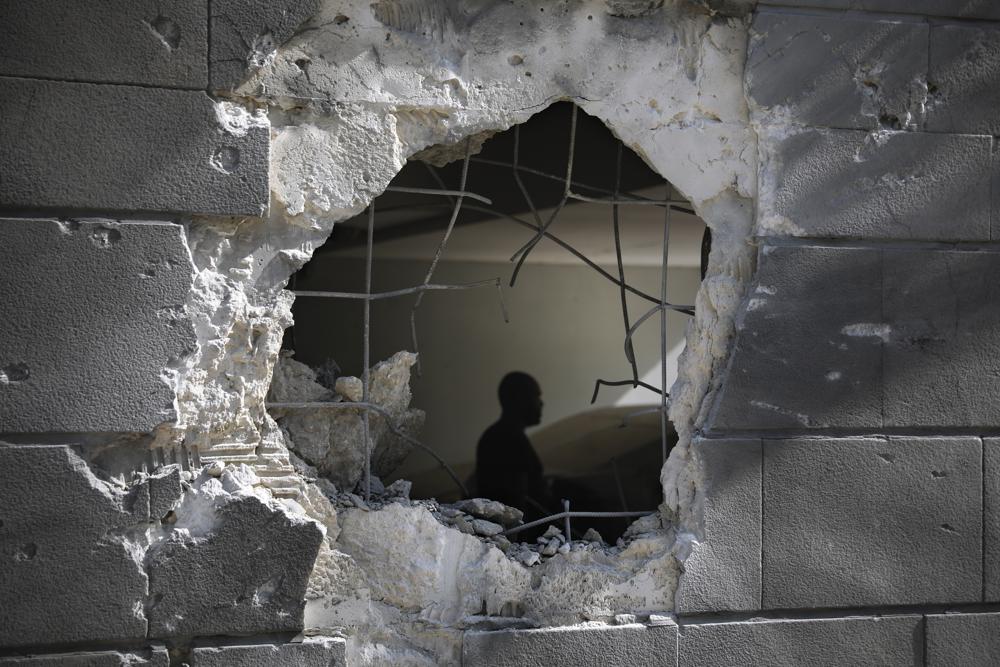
[508,105,578,287]
[611,142,639,386]
[362,203,375,501]
[590,378,663,405]
[266,400,470,499]
[410,139,475,376]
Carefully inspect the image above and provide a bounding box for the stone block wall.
[2,0,999,664]
[673,0,1000,663]
[0,1,332,664]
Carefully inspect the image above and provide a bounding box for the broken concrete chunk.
[335,504,530,624]
[453,498,524,528]
[385,479,412,499]
[148,466,182,520]
[450,514,477,535]
[147,468,325,638]
[473,519,505,537]
[334,375,363,402]
[270,351,424,490]
[268,350,334,403]
[582,528,604,544]
[517,550,541,567]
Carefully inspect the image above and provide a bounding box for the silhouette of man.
[475,372,550,515]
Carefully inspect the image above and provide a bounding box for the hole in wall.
[272,102,707,546]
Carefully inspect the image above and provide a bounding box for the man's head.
[498,371,543,426]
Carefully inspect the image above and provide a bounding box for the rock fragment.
[452,498,524,527]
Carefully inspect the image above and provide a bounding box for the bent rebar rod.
[501,510,656,537]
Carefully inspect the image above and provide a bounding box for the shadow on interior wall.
[276,102,702,541]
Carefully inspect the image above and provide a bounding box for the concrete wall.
[3,0,1000,665]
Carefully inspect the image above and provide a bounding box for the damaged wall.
[1,0,999,665]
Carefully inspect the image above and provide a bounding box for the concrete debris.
[385,478,412,500]
[268,351,425,490]
[146,464,325,637]
[452,498,524,528]
[583,528,605,544]
[472,519,505,537]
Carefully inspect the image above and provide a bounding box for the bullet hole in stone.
[878,113,902,130]
[13,543,37,561]
[334,14,350,24]
[141,266,156,278]
[90,226,122,248]
[0,362,29,384]
[211,145,241,174]
[876,452,895,464]
[931,470,947,478]
[927,81,939,96]
[588,14,593,19]
[940,523,958,534]
[508,54,524,66]
[149,16,181,50]
[56,219,81,235]
[295,58,311,72]
[525,71,532,77]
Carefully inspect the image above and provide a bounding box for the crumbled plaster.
[268,351,425,490]
[149,0,759,661]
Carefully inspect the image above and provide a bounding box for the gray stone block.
[709,245,883,431]
[0,1,207,88]
[762,437,981,609]
[758,0,1000,19]
[0,445,147,647]
[926,613,1000,666]
[0,77,268,216]
[757,127,991,241]
[984,439,1000,600]
[210,0,321,90]
[147,486,324,638]
[748,12,927,129]
[463,623,677,667]
[0,219,195,433]
[190,639,346,666]
[927,24,1000,135]
[883,249,1000,427]
[0,648,168,666]
[678,615,922,667]
[994,144,1000,242]
[674,438,761,614]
